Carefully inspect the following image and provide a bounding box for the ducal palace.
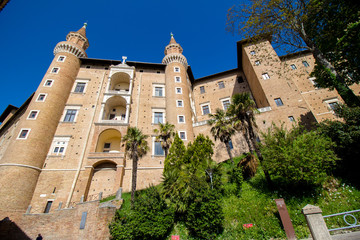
[0,24,359,221]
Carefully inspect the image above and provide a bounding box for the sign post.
[275,198,296,240]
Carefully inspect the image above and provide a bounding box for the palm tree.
[153,122,175,158]
[227,93,272,185]
[123,127,149,205]
[208,108,235,164]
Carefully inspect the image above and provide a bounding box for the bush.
[185,190,224,239]
[260,124,338,186]
[110,186,174,240]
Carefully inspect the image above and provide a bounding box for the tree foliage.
[227,0,360,107]
[109,186,174,240]
[260,124,338,186]
[153,122,176,158]
[208,108,236,163]
[123,127,149,205]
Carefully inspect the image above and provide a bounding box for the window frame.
[254,60,261,66]
[62,106,81,123]
[17,128,31,140]
[153,140,165,156]
[176,100,184,107]
[44,79,54,87]
[288,116,295,122]
[221,98,231,110]
[175,87,182,94]
[250,50,256,56]
[51,67,60,74]
[153,84,165,97]
[218,81,225,89]
[178,115,185,123]
[49,136,70,156]
[302,61,310,67]
[199,86,205,94]
[290,64,297,70]
[175,76,181,83]
[174,67,180,73]
[262,73,270,80]
[201,103,211,115]
[274,98,284,107]
[178,131,187,140]
[57,55,66,62]
[36,93,47,102]
[27,110,39,120]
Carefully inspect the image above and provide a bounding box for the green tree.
[260,124,338,186]
[163,134,186,171]
[227,0,360,107]
[123,127,149,206]
[227,93,272,184]
[153,122,176,158]
[110,186,174,240]
[208,108,236,163]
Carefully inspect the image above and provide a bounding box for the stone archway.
[88,161,118,199]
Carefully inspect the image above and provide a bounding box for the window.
[328,102,339,111]
[288,116,295,122]
[309,77,318,88]
[175,76,181,83]
[290,64,297,70]
[44,80,53,87]
[255,60,261,66]
[176,100,184,107]
[154,112,164,124]
[57,56,66,62]
[228,140,233,149]
[155,87,163,97]
[222,99,231,110]
[179,131,187,140]
[44,201,53,213]
[27,110,39,120]
[174,67,180,72]
[274,98,284,106]
[51,67,59,74]
[262,73,270,80]
[202,104,210,115]
[176,87,182,94]
[178,115,185,123]
[50,137,70,156]
[250,50,256,56]
[302,61,310,67]
[17,129,30,139]
[36,94,47,102]
[154,141,164,156]
[63,109,77,122]
[103,143,111,152]
[74,82,86,93]
[218,81,225,89]
[200,86,205,94]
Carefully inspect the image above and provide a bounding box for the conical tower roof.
[76,23,87,38]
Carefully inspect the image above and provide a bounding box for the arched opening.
[88,161,117,198]
[109,72,130,92]
[95,129,121,152]
[102,96,127,121]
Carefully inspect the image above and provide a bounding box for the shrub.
[260,124,338,186]
[110,186,174,240]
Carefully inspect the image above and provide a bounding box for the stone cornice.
[54,42,87,58]
[162,53,188,69]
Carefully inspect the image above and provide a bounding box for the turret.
[0,24,89,211]
[162,34,194,142]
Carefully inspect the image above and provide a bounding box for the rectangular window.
[154,141,164,156]
[28,110,39,119]
[57,56,66,62]
[178,115,185,123]
[51,67,59,73]
[44,201,53,213]
[74,82,86,93]
[262,73,270,80]
[328,102,339,111]
[250,50,256,56]
[103,143,111,152]
[179,131,187,140]
[154,112,164,124]
[274,98,284,107]
[175,76,181,83]
[255,60,261,66]
[222,100,231,110]
[302,61,310,67]
[174,67,180,72]
[176,87,182,94]
[63,109,77,122]
[202,104,210,115]
[155,87,163,97]
[50,137,70,156]
[200,86,205,94]
[218,81,225,89]
[228,140,233,149]
[37,94,47,102]
[290,64,297,70]
[177,100,183,107]
[44,80,53,87]
[17,129,30,139]
[288,116,295,122]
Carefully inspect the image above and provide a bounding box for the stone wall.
[0,200,119,240]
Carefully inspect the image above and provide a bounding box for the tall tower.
[162,34,194,142]
[0,24,89,211]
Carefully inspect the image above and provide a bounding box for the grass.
[114,156,360,240]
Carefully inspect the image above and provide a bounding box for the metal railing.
[323,209,360,231]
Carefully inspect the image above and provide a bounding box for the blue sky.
[0,0,243,115]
